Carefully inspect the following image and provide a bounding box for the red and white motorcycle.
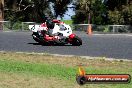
[29,19,82,46]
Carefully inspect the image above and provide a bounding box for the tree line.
[4,0,72,22]
[0,0,132,25]
[72,0,132,25]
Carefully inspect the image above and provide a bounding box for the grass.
[0,52,132,88]
[62,20,73,25]
[0,59,76,81]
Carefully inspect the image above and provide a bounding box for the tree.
[0,0,4,20]
[4,0,72,23]
[92,0,108,25]
[121,2,132,25]
[49,0,72,19]
[4,0,53,27]
[71,12,87,24]
[72,0,132,25]
[0,0,4,21]
[106,0,127,11]
[31,0,52,22]
[4,0,36,29]
[74,0,92,24]
[73,0,107,24]
[107,0,132,25]
[0,0,4,30]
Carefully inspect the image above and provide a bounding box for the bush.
[12,22,22,30]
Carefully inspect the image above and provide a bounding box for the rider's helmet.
[43,14,55,29]
[42,14,55,29]
[46,20,55,29]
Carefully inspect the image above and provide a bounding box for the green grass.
[0,59,76,81]
[62,20,73,25]
[0,52,132,88]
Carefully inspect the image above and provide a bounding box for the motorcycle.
[29,19,82,46]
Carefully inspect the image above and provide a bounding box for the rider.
[41,15,65,36]
[40,15,55,36]
[40,14,66,43]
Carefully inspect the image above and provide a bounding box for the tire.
[72,36,82,46]
[76,76,86,85]
[32,32,44,44]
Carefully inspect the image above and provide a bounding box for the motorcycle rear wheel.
[71,36,82,46]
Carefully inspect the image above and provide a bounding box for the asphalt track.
[0,31,132,60]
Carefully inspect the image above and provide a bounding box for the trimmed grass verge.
[0,59,76,81]
[62,20,73,25]
[0,52,132,88]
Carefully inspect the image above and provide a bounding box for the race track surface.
[0,31,132,60]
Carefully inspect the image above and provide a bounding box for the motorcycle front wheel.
[71,36,82,46]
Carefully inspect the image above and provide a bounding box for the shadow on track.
[28,43,73,46]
